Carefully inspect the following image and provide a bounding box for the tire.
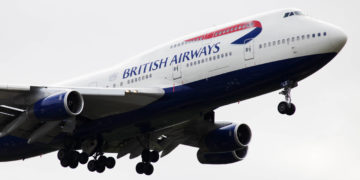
[150,151,159,163]
[278,101,288,114]
[69,160,79,169]
[87,160,96,172]
[105,157,116,169]
[78,152,89,164]
[141,149,150,163]
[60,159,69,168]
[70,151,80,162]
[57,149,67,160]
[136,162,145,174]
[144,163,154,176]
[96,162,105,173]
[286,103,296,116]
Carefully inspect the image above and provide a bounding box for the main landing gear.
[278,81,297,116]
[135,149,159,176]
[87,152,116,173]
[57,149,89,169]
[57,149,116,173]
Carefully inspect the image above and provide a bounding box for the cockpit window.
[284,11,304,18]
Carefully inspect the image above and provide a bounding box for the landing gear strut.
[278,80,297,116]
[136,149,159,175]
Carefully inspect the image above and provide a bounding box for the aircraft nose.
[330,27,347,53]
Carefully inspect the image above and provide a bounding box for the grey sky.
[0,0,358,179]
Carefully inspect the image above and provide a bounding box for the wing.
[109,114,230,160]
[0,84,164,143]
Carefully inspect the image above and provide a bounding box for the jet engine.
[33,91,84,120]
[197,146,248,164]
[203,123,251,152]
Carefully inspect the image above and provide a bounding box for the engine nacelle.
[203,123,251,152]
[33,91,84,120]
[197,146,248,164]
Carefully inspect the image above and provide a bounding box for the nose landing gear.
[278,81,297,116]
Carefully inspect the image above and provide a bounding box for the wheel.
[60,159,70,167]
[105,157,116,169]
[87,160,96,172]
[141,149,150,162]
[96,162,105,173]
[150,151,159,163]
[78,152,89,164]
[69,160,79,169]
[143,163,154,176]
[277,101,288,114]
[57,149,67,160]
[136,162,145,174]
[70,151,80,162]
[286,103,296,116]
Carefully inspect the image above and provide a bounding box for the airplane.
[0,8,346,176]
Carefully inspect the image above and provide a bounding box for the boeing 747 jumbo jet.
[0,8,346,175]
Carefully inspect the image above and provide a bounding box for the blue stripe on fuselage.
[231,27,262,44]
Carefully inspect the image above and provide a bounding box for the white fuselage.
[57,9,346,103]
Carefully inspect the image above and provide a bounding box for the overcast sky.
[0,0,358,180]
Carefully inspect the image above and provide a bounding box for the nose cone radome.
[331,27,347,53]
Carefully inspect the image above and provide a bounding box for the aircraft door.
[244,39,254,60]
[172,64,182,80]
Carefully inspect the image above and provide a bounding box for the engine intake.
[33,91,84,120]
[203,123,251,152]
[197,146,248,164]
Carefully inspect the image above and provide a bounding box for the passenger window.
[277,40,281,45]
[292,37,295,42]
[282,39,285,44]
[287,38,290,44]
[268,42,271,47]
[323,32,327,36]
[259,44,262,49]
[318,33,321,37]
[302,35,305,40]
[273,41,276,46]
[297,36,300,41]
[312,34,316,38]
[234,27,238,30]
[264,43,267,48]
[307,34,310,39]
